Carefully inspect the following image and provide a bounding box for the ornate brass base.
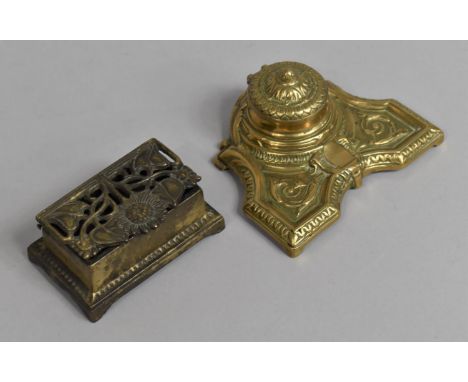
[28,139,224,321]
[216,62,444,257]
[28,204,223,322]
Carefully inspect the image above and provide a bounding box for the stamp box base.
[29,203,224,322]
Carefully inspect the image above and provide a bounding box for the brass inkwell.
[28,139,225,321]
[216,61,444,257]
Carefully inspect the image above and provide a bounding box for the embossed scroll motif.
[337,110,416,154]
[45,141,201,259]
[269,164,328,220]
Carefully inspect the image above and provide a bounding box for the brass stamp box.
[28,138,224,321]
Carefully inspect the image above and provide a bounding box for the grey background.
[0,41,466,341]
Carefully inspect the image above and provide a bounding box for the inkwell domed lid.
[247,61,328,123]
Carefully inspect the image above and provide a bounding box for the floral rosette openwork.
[216,61,444,257]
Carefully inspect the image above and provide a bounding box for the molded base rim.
[28,204,225,322]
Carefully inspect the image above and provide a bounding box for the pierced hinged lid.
[36,139,202,260]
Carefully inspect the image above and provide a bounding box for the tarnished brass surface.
[28,138,225,321]
[215,61,444,257]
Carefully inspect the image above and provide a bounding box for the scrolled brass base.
[216,61,444,257]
